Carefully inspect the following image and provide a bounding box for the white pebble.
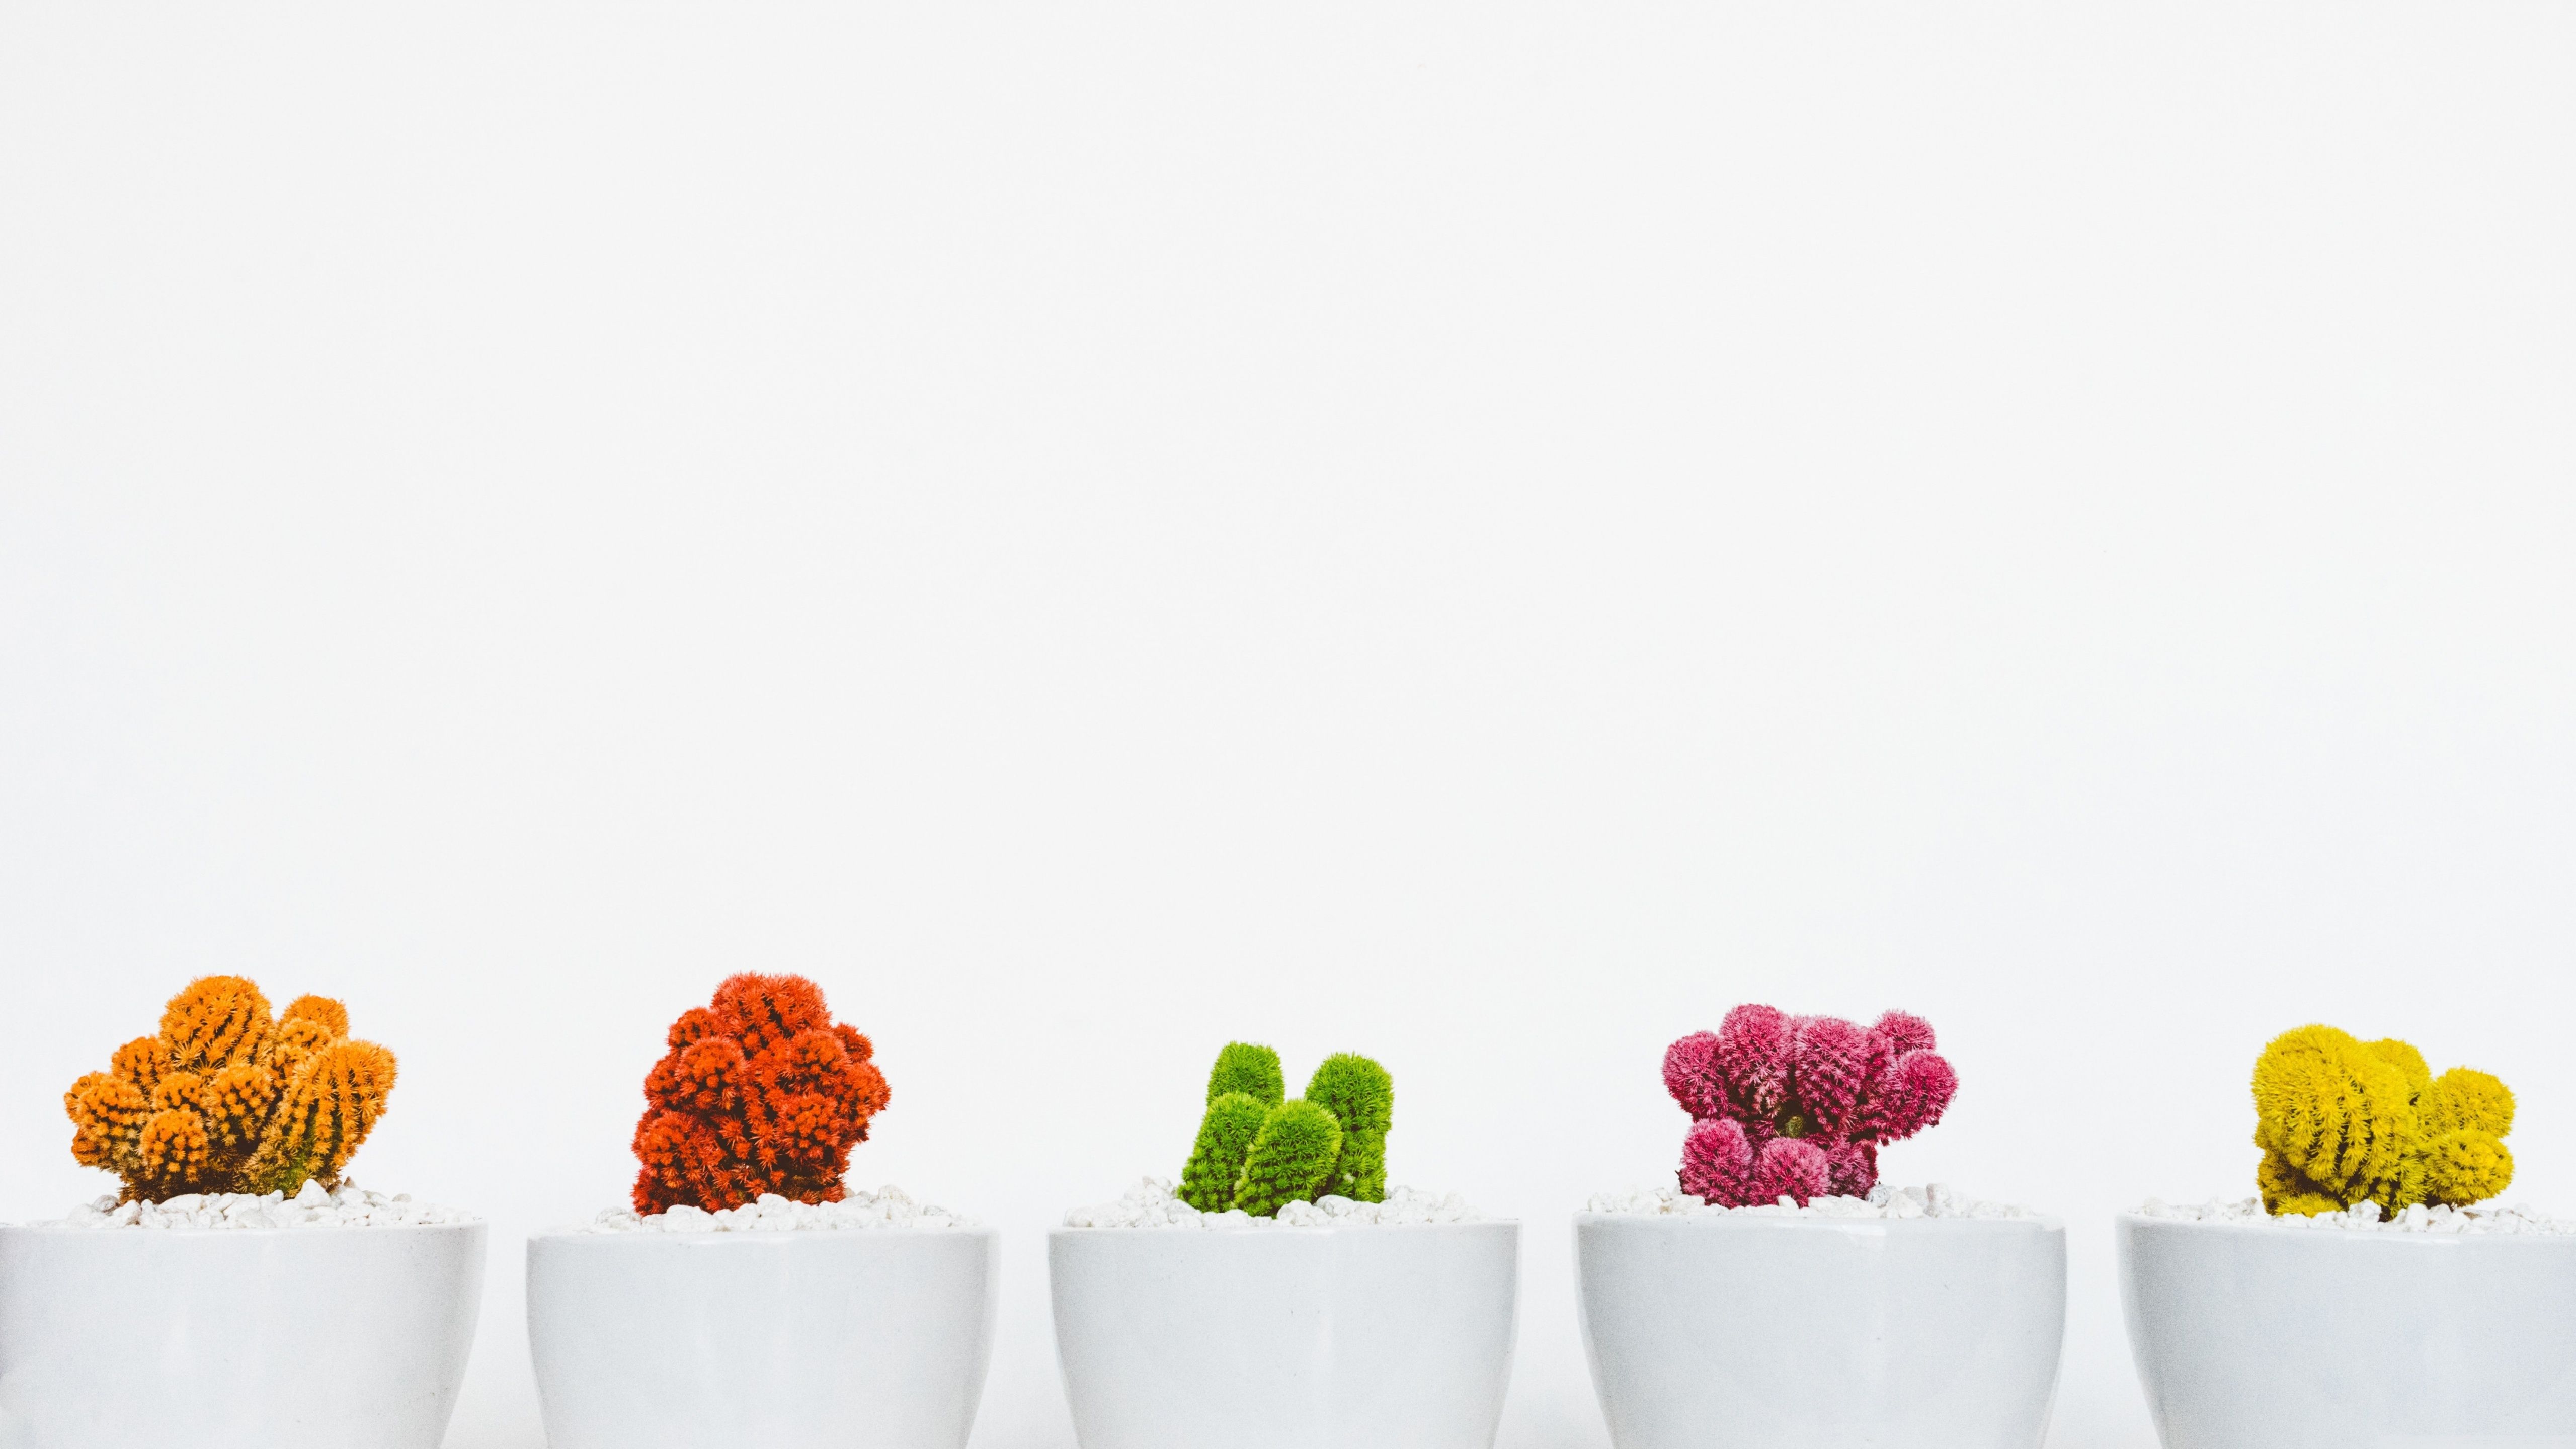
[1584,1182,2036,1220]
[569,1187,973,1234]
[2135,1195,2576,1234]
[1060,1177,1487,1229]
[43,1181,474,1230]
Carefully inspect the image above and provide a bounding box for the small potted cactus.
[2120,1025,2576,1448]
[0,977,485,1449]
[1050,1042,1518,1449]
[1576,1004,2065,1449]
[524,973,998,1449]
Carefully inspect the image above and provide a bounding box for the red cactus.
[630,974,890,1214]
[1664,1004,1956,1207]
[1661,1033,1726,1120]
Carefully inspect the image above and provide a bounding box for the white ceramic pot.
[526,1226,1000,1449]
[1575,1213,2065,1449]
[1049,1221,1520,1449]
[2119,1213,2576,1448]
[0,1221,486,1449]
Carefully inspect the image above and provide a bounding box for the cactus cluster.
[63,976,397,1202]
[2251,1024,2515,1217]
[1662,1004,1957,1207]
[630,973,891,1214]
[1178,1043,1393,1217]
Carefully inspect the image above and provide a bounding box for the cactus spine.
[1233,1100,1343,1217]
[2251,1025,2514,1216]
[1208,1042,1286,1106]
[1180,1093,1272,1212]
[630,973,892,1213]
[1661,1004,1958,1208]
[1175,1043,1394,1218]
[1306,1053,1393,1202]
[63,977,396,1201]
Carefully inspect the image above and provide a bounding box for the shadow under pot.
[2119,1213,2576,1448]
[525,1225,999,1449]
[1049,1220,1520,1449]
[1575,1212,2066,1449]
[0,1219,487,1448]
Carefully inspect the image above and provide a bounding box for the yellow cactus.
[2421,1067,2514,1137]
[62,978,397,1202]
[2360,1037,2425,1085]
[2251,1025,2515,1216]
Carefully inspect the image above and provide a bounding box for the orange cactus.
[260,1038,400,1188]
[62,976,397,1201]
[631,973,891,1213]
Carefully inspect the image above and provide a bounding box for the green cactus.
[1180,1091,1272,1211]
[1172,1041,1397,1218]
[1207,1042,1285,1106]
[1305,1053,1393,1202]
[1232,1099,1343,1216]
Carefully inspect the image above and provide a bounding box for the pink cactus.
[1663,1004,1957,1206]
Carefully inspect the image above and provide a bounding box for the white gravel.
[39,1179,474,1229]
[2136,1196,2576,1234]
[1587,1182,2039,1220]
[1063,1176,1485,1228]
[570,1185,973,1233]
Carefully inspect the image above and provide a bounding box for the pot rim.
[1,1218,485,1238]
[528,1222,997,1243]
[1575,1210,2063,1231]
[2118,1210,2576,1242]
[1052,1217,1518,1237]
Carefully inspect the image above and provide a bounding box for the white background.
[5,3,2573,1446]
